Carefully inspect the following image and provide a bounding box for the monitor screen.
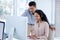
[0,21,5,40]
[5,16,28,40]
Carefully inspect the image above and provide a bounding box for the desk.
[4,37,30,40]
[4,38,18,40]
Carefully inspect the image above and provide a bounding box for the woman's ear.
[41,14,43,18]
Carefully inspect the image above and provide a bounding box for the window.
[16,0,34,16]
[0,0,13,16]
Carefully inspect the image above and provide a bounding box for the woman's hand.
[27,35,38,39]
[50,26,55,31]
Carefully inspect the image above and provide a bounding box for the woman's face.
[34,12,41,22]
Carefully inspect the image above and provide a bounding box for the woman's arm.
[37,22,49,39]
[44,22,49,38]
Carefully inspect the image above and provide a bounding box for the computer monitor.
[0,21,5,40]
[5,16,28,40]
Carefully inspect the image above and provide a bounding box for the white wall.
[55,0,60,37]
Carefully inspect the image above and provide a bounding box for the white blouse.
[32,21,49,39]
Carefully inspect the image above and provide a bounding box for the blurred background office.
[0,0,60,40]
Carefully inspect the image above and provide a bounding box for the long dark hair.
[35,10,51,27]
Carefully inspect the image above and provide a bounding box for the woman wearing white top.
[28,10,50,40]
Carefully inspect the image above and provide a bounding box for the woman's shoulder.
[42,21,49,28]
[42,21,49,25]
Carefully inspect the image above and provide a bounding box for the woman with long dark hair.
[28,10,49,40]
